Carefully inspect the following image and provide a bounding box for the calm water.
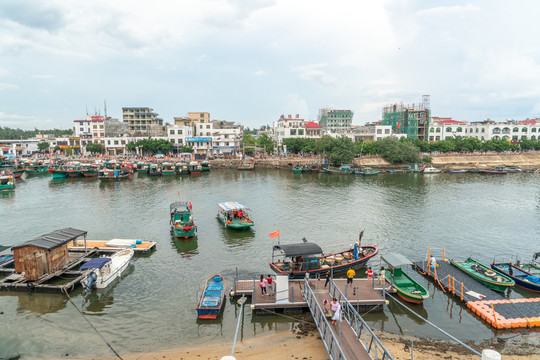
[1,170,539,358]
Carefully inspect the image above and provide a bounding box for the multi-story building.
[211,120,242,155]
[273,114,307,145]
[346,123,402,142]
[73,115,105,140]
[318,108,354,133]
[122,107,165,137]
[382,96,431,141]
[167,124,193,153]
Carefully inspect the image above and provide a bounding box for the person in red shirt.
[266,274,273,295]
[366,267,373,280]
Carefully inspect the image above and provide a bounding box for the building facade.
[382,101,430,141]
[211,120,242,155]
[122,107,165,137]
[318,108,354,133]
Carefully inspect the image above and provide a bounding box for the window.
[493,128,501,134]
[290,129,297,135]
[114,140,119,145]
[298,129,304,135]
[170,130,175,135]
[429,136,434,141]
[206,125,210,129]
[522,127,528,133]
[446,128,452,132]
[107,140,111,145]
[521,135,527,140]
[436,128,441,133]
[226,142,229,146]
[532,128,537,133]
[429,128,434,133]
[80,128,84,131]
[93,125,97,129]
[100,125,104,129]
[385,129,390,134]
[456,127,462,132]
[178,130,182,135]
[512,127,519,133]
[178,139,183,144]
[475,128,479,133]
[377,129,383,134]
[170,139,175,143]
[436,136,440,141]
[512,136,518,140]
[482,128,485,133]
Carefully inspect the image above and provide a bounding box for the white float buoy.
[482,349,501,360]
[220,356,236,360]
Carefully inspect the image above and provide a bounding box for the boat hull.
[385,268,429,304]
[172,224,197,238]
[81,249,134,290]
[49,170,69,179]
[450,258,514,292]
[491,263,540,293]
[196,274,226,319]
[217,214,254,229]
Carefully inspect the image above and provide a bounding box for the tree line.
[0,127,72,140]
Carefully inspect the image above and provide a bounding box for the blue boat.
[0,254,13,266]
[491,262,540,293]
[196,274,226,319]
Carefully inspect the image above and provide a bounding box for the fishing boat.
[80,163,99,177]
[356,167,380,176]
[174,162,189,175]
[196,274,226,319]
[480,166,507,175]
[293,164,302,174]
[80,249,134,291]
[449,169,468,174]
[25,162,50,176]
[98,163,132,181]
[270,239,378,279]
[147,163,161,176]
[0,174,15,191]
[382,253,429,304]
[323,164,354,175]
[423,166,441,173]
[516,252,540,276]
[188,161,202,175]
[135,162,149,173]
[217,202,254,229]
[68,238,156,253]
[170,201,197,238]
[161,162,176,176]
[504,166,522,173]
[449,257,515,292]
[491,262,540,293]
[0,245,13,266]
[200,160,211,172]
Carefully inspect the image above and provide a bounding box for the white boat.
[423,166,441,173]
[80,249,134,291]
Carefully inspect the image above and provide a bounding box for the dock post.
[442,247,445,262]
[448,275,451,290]
[411,341,414,360]
[452,277,455,295]
[460,282,463,301]
[291,287,295,303]
[345,284,348,298]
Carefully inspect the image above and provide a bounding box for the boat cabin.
[170,201,193,224]
[11,228,87,281]
[271,242,324,272]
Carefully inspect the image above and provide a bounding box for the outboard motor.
[85,271,98,292]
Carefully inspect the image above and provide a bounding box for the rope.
[63,288,124,360]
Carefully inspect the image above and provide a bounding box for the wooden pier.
[415,259,540,329]
[67,239,156,254]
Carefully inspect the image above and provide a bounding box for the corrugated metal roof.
[12,228,87,251]
[218,202,248,211]
[273,243,323,257]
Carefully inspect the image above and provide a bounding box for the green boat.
[135,162,149,173]
[293,164,302,174]
[25,162,50,175]
[0,174,15,191]
[217,202,254,230]
[161,162,176,176]
[200,160,211,172]
[382,253,429,304]
[170,201,197,238]
[323,164,354,175]
[450,257,515,292]
[80,163,99,177]
[517,253,540,276]
[356,167,380,176]
[174,162,189,175]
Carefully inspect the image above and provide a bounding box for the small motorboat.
[423,166,441,174]
[491,262,540,293]
[450,257,515,292]
[80,249,134,291]
[196,274,226,319]
[170,201,197,238]
[382,253,429,304]
[217,202,254,230]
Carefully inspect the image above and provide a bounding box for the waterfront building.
[346,123,404,142]
[273,114,307,145]
[122,107,165,137]
[211,120,242,156]
[382,95,431,141]
[167,124,193,153]
[318,108,354,133]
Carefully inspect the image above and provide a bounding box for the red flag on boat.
[269,230,280,238]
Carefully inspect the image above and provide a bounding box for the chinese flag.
[269,230,280,238]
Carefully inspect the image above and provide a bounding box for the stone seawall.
[209,153,540,170]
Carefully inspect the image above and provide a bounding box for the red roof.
[435,119,465,124]
[305,121,322,129]
[519,120,539,125]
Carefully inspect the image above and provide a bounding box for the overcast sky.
[1,0,540,130]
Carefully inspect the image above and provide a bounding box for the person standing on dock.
[346,267,355,284]
[324,272,330,288]
[378,267,386,286]
[366,267,373,280]
[266,274,273,295]
[259,275,267,295]
[430,256,437,269]
[330,298,340,325]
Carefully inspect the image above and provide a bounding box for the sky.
[1,0,540,130]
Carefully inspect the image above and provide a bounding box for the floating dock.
[414,259,540,329]
[67,239,156,254]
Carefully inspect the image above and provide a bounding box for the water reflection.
[0,292,67,315]
[82,289,115,315]
[218,223,255,248]
[171,231,199,258]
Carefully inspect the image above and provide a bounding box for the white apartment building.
[429,117,540,142]
[167,124,193,150]
[345,124,402,142]
[211,120,242,155]
[74,115,105,142]
[273,114,309,145]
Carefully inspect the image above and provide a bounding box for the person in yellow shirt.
[346,267,355,284]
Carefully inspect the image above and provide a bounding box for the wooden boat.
[188,161,202,175]
[0,253,14,266]
[293,164,302,174]
[98,164,132,181]
[81,163,99,177]
[80,249,134,291]
[68,239,156,253]
[449,169,468,174]
[450,257,515,292]
[174,162,189,175]
[170,201,197,238]
[147,163,161,176]
[135,162,149,173]
[0,174,15,191]
[423,166,441,173]
[356,167,380,176]
[323,164,354,175]
[491,262,540,293]
[270,240,378,279]
[161,162,176,176]
[480,166,507,175]
[196,274,226,319]
[200,160,211,172]
[217,202,254,230]
[382,253,429,304]
[25,162,49,175]
[516,252,540,276]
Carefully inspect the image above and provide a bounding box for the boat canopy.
[12,228,87,251]
[218,202,248,211]
[170,201,191,212]
[273,243,323,257]
[381,253,412,268]
[0,245,10,252]
[80,257,111,270]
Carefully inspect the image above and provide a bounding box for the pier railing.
[327,278,394,360]
[302,278,348,360]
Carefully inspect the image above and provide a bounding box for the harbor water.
[1,169,539,358]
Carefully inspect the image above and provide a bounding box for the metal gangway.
[302,277,394,360]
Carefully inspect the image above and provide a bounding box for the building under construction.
[382,95,431,140]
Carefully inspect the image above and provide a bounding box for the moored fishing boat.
[423,166,441,173]
[25,162,49,176]
[80,249,134,291]
[200,160,211,172]
[170,201,197,238]
[491,262,540,293]
[48,165,70,179]
[0,253,14,266]
[80,162,99,177]
[65,162,83,177]
[270,237,378,279]
[356,167,380,176]
[98,163,132,181]
[174,162,189,175]
[323,164,354,175]
[135,162,149,173]
[449,169,468,174]
[480,166,507,175]
[450,257,515,292]
[293,164,302,174]
[382,253,429,304]
[161,162,176,176]
[196,274,226,319]
[147,163,161,176]
[516,252,540,276]
[188,161,202,175]
[0,174,15,191]
[217,202,254,229]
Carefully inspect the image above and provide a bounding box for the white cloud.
[0,83,18,90]
[255,70,265,76]
[292,64,335,86]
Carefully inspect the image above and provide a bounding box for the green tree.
[377,137,420,163]
[85,142,105,154]
[242,134,256,147]
[256,133,274,152]
[37,142,50,152]
[462,137,483,152]
[329,137,355,166]
[177,146,194,153]
[314,135,336,157]
[483,139,511,152]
